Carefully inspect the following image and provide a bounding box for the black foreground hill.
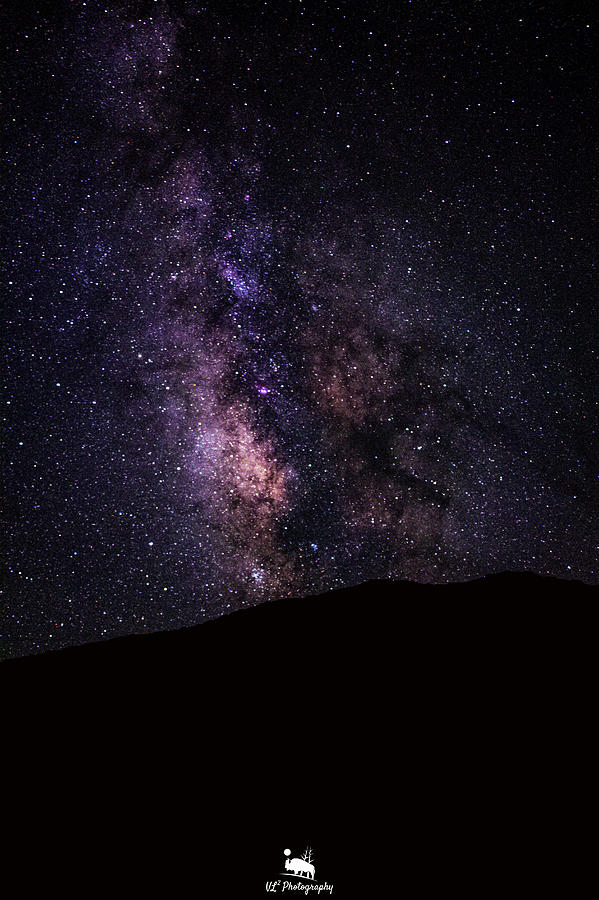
[4,572,595,738]
[4,573,597,898]
[4,572,596,681]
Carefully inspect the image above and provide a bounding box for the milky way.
[4,1,598,656]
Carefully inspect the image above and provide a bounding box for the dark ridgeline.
[5,572,595,670]
[5,572,595,898]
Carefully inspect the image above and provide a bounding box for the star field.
[3,0,598,657]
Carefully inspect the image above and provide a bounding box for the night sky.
[3,0,598,658]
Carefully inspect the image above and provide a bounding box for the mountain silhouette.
[5,572,595,675]
[5,572,595,731]
[4,573,595,898]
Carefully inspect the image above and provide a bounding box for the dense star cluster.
[3,0,598,656]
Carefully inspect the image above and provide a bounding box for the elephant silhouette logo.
[283,847,315,880]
